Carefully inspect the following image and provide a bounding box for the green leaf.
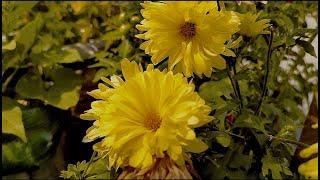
[2,44,24,74]
[261,150,292,179]
[199,78,233,109]
[23,107,58,161]
[102,30,123,49]
[2,1,38,34]
[118,38,133,58]
[215,133,231,147]
[2,97,27,142]
[232,112,269,134]
[60,161,88,179]
[2,140,37,174]
[59,49,83,63]
[16,13,44,56]
[15,67,82,110]
[15,74,46,100]
[86,158,111,179]
[31,34,55,54]
[2,39,17,50]
[296,39,317,57]
[30,48,83,67]
[92,68,115,83]
[229,150,253,170]
[45,68,82,110]
[2,106,62,174]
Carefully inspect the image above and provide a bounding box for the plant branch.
[226,61,239,99]
[211,126,245,140]
[255,29,274,115]
[226,58,242,113]
[267,135,310,148]
[2,68,18,93]
[211,127,310,148]
[232,63,243,110]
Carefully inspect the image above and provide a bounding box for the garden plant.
[2,1,318,179]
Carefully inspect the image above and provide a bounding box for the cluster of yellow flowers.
[298,123,318,179]
[81,1,271,179]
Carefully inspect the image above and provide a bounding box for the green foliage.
[196,1,317,180]
[60,158,112,179]
[2,106,62,175]
[262,150,293,179]
[15,67,82,110]
[2,97,27,142]
[2,1,318,179]
[2,1,144,177]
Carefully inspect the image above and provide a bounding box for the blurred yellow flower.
[71,1,87,15]
[136,2,240,77]
[298,123,318,179]
[81,59,212,170]
[237,12,270,37]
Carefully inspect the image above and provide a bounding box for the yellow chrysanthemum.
[81,59,212,170]
[298,123,318,179]
[237,12,270,37]
[136,1,240,77]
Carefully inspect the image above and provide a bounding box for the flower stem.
[83,151,97,178]
[255,29,274,115]
[232,63,243,110]
[226,58,243,113]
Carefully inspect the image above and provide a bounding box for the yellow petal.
[300,143,318,158]
[121,58,141,80]
[298,158,318,179]
[211,55,226,70]
[312,123,318,129]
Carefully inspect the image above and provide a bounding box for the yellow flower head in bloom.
[237,12,270,37]
[81,59,212,170]
[136,2,240,77]
[298,123,318,179]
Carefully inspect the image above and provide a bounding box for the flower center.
[179,22,196,40]
[145,112,162,131]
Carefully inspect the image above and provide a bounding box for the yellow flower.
[237,12,270,37]
[136,2,240,77]
[81,59,212,170]
[298,123,318,179]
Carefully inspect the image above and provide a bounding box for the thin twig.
[268,135,310,148]
[226,58,242,113]
[232,63,243,111]
[211,126,245,140]
[255,29,274,115]
[211,127,310,148]
[226,60,239,101]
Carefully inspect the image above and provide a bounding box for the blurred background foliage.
[1,1,318,179]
